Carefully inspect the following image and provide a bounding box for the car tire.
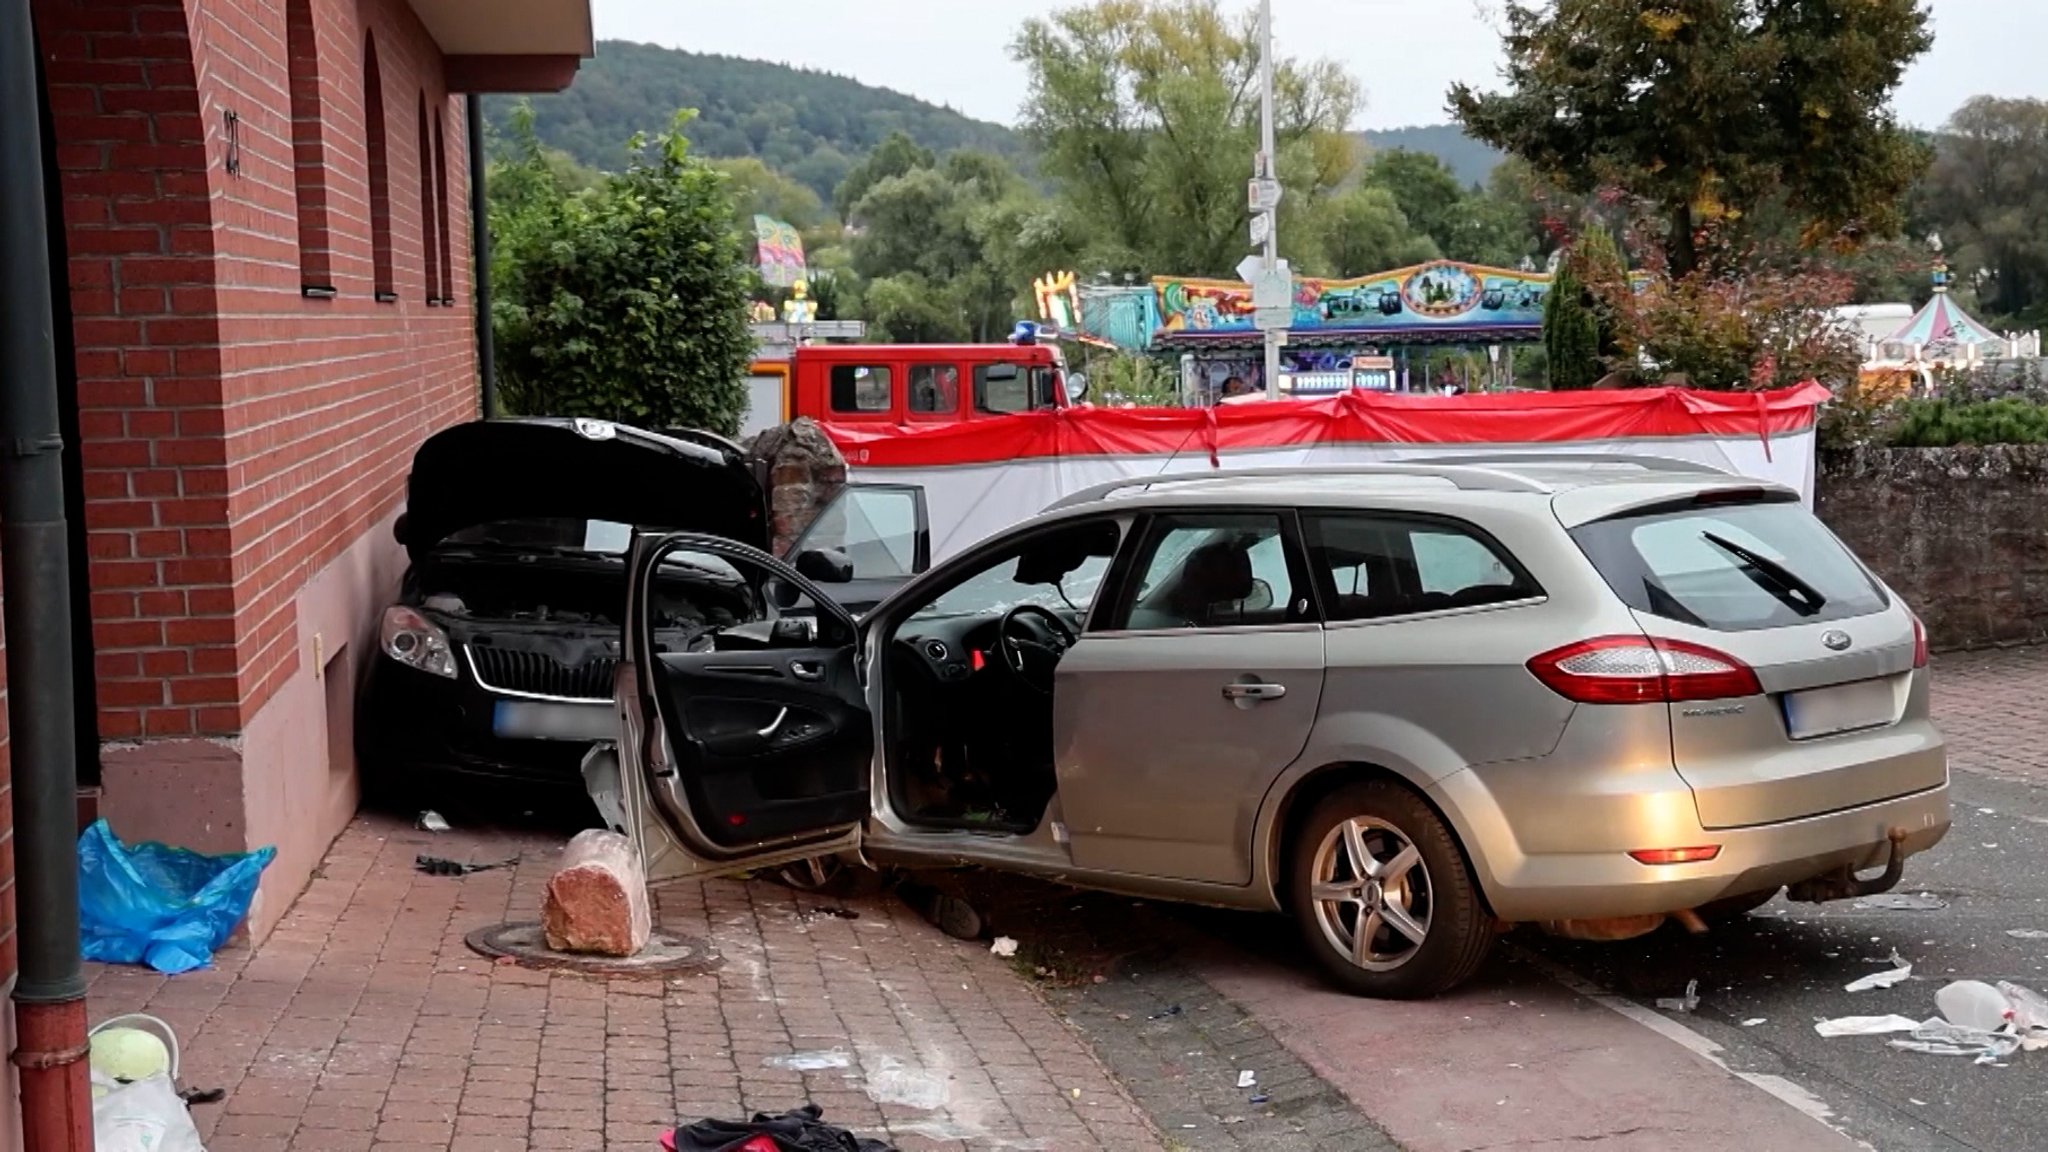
[1697,886,1780,923]
[1289,780,1493,999]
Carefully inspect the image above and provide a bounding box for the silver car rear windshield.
[1568,493,1888,631]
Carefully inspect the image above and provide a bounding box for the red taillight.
[1629,846,1722,865]
[1527,636,1762,704]
[1910,614,1929,669]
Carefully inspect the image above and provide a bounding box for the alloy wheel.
[1310,816,1434,972]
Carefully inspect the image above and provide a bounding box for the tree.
[1918,97,2048,328]
[1451,0,1933,277]
[848,150,1050,342]
[711,156,827,230]
[835,131,937,222]
[1013,0,1360,277]
[494,114,755,435]
[1544,263,1602,390]
[1309,184,1438,278]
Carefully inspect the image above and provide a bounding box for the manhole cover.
[464,921,720,977]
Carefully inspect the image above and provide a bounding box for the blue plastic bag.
[78,820,275,974]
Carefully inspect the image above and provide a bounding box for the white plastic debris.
[2007,929,2048,941]
[990,937,1019,958]
[1741,1018,1767,1027]
[1655,979,1700,1012]
[1818,979,2048,1063]
[1853,892,1947,911]
[1937,981,2011,1033]
[1815,1015,1922,1037]
[417,810,450,833]
[763,1050,851,1072]
[1236,1070,1256,1089]
[1844,951,1912,992]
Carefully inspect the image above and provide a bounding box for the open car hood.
[397,418,769,562]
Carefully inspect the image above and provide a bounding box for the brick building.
[0,0,591,1142]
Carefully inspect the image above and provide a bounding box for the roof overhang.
[407,0,595,93]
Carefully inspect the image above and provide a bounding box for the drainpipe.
[467,93,497,419]
[0,0,94,1147]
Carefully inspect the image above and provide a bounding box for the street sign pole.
[1257,0,1282,400]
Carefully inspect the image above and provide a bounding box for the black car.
[357,417,929,810]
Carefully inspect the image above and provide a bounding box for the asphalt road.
[1513,769,2048,1152]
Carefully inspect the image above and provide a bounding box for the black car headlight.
[380,605,457,679]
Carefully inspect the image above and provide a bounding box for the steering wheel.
[996,604,1079,693]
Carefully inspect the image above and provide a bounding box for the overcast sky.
[596,0,2045,132]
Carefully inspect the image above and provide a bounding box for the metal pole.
[1258,0,1282,400]
[467,93,497,419]
[0,0,94,1145]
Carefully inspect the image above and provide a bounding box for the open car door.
[616,532,872,884]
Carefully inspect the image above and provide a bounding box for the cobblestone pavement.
[1929,647,2048,786]
[86,817,1166,1152]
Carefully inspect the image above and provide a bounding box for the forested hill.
[487,40,1505,199]
[483,42,1028,200]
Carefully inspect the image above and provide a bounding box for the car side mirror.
[392,513,408,544]
[1065,373,1089,403]
[766,578,803,610]
[794,548,853,584]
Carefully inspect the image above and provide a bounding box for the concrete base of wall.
[96,513,406,942]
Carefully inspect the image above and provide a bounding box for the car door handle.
[756,707,789,739]
[1222,680,1287,702]
[789,659,826,682]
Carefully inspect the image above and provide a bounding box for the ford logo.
[1822,630,1852,652]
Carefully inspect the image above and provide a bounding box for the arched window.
[433,106,453,304]
[417,94,440,303]
[285,0,333,296]
[363,33,394,300]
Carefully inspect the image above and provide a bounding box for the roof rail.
[1044,463,1553,511]
[1405,452,1732,477]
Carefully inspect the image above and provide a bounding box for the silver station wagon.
[607,457,1951,998]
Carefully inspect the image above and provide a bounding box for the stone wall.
[748,418,847,557]
[1817,445,2048,651]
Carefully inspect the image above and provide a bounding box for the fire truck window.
[830,365,893,414]
[974,363,1035,415]
[909,364,960,415]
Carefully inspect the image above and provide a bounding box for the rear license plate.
[1781,676,1905,740]
[493,700,615,742]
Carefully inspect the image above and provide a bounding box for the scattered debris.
[1815,1015,1922,1038]
[2007,929,2048,941]
[1655,979,1700,1012]
[1844,951,1913,992]
[1817,980,2048,1064]
[1149,1005,1183,1020]
[990,937,1019,958]
[417,810,450,833]
[1235,1070,1256,1089]
[763,1050,852,1072]
[1741,1018,1767,1027]
[1854,892,1947,912]
[414,854,517,877]
[177,1087,225,1106]
[1249,1093,1270,1105]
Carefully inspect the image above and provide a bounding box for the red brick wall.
[36,0,475,740]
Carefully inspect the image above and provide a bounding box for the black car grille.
[466,646,617,701]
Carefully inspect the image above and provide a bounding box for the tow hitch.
[1786,827,1909,904]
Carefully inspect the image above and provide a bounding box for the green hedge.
[1888,398,2048,448]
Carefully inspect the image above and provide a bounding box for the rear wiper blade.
[1700,531,1827,617]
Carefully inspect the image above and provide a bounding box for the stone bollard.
[746,417,847,557]
[543,829,652,957]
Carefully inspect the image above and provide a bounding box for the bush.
[495,113,754,436]
[1888,397,2048,448]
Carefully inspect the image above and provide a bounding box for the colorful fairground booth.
[1035,260,1554,404]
